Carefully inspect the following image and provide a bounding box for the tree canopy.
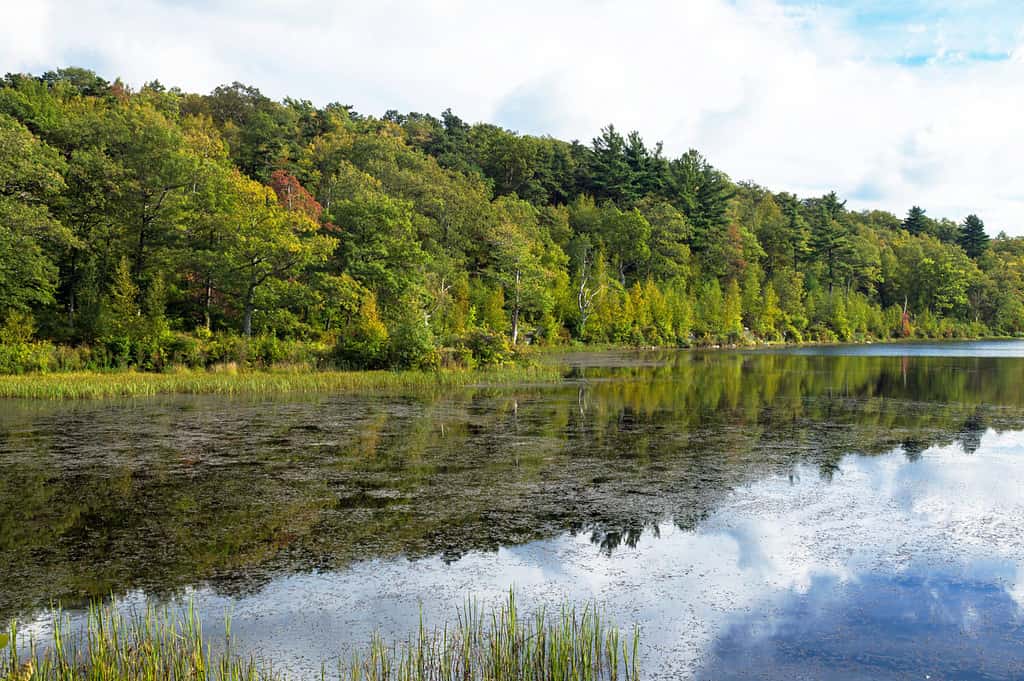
[0,67,1016,371]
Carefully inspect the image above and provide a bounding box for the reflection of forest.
[0,352,1019,620]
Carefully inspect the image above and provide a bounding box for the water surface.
[4,342,1024,678]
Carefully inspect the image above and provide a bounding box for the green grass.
[0,365,565,400]
[2,591,639,681]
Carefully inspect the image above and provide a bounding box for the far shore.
[2,336,1020,400]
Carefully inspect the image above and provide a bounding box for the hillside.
[2,67,1022,371]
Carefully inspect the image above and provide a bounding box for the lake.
[4,342,1024,679]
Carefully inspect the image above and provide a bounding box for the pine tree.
[810,206,850,293]
[903,206,929,236]
[957,214,990,259]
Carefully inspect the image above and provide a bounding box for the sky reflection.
[21,427,1024,679]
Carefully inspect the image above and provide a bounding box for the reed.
[0,365,564,400]
[2,591,639,681]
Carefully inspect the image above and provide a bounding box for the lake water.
[4,342,1024,679]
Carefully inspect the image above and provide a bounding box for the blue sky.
[780,0,1023,63]
[2,0,1024,233]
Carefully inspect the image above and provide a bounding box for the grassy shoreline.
[3,594,639,681]
[2,336,1021,400]
[0,365,566,400]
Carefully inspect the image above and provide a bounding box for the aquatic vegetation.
[1,592,639,681]
[0,365,564,400]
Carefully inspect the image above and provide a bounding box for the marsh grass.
[0,365,564,400]
[2,592,639,681]
[2,602,262,681]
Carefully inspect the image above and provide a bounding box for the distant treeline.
[1,67,1021,372]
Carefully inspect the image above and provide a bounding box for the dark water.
[4,343,1024,679]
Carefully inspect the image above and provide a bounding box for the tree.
[485,196,564,345]
[216,171,335,336]
[335,289,389,368]
[958,214,989,259]
[903,206,929,236]
[668,150,732,257]
[723,279,744,341]
[102,255,140,339]
[329,163,425,306]
[568,235,602,337]
[269,169,323,222]
[757,194,808,274]
[0,114,71,320]
[892,235,978,315]
[114,103,197,287]
[601,206,651,285]
[587,125,641,206]
[759,282,783,339]
[810,204,850,293]
[638,198,691,281]
[694,279,724,338]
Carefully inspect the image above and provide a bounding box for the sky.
[3,0,1024,233]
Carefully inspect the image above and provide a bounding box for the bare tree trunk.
[577,252,599,336]
[204,276,213,331]
[511,268,521,345]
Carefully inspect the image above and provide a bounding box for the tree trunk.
[67,252,78,328]
[243,297,254,337]
[204,275,213,331]
[511,268,521,345]
[243,266,257,337]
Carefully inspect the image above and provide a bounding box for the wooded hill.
[2,67,1022,371]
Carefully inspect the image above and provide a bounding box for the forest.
[2,67,1023,373]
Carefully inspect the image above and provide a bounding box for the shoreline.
[0,364,564,400]
[1,336,1020,400]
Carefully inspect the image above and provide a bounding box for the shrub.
[334,293,389,369]
[387,294,439,370]
[465,328,512,365]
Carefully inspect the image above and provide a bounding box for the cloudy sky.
[4,0,1024,233]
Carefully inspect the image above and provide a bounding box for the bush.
[205,334,251,367]
[165,333,202,367]
[440,345,476,369]
[387,295,439,370]
[465,329,512,365]
[0,341,55,374]
[334,293,389,369]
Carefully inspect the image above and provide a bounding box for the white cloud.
[4,0,1024,232]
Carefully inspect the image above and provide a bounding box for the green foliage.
[465,328,513,365]
[335,292,390,369]
[387,293,439,369]
[903,205,930,236]
[958,214,990,259]
[694,279,724,340]
[722,279,744,342]
[0,66,1016,373]
[0,114,70,317]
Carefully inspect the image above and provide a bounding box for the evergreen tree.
[587,125,640,206]
[903,206,929,236]
[810,205,850,293]
[958,214,990,259]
